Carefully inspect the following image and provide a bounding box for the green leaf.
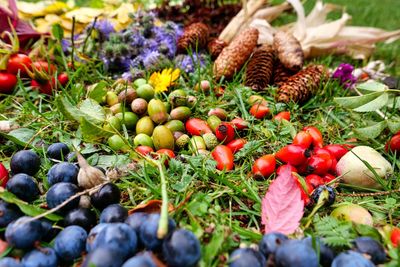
[387,117,400,133]
[0,191,62,221]
[354,120,387,140]
[386,95,400,109]
[90,154,131,168]
[79,99,105,125]
[334,91,384,109]
[51,23,64,41]
[88,81,108,103]
[80,117,114,141]
[0,128,37,147]
[202,225,226,266]
[353,92,389,112]
[56,96,83,122]
[357,81,387,93]
[353,223,382,242]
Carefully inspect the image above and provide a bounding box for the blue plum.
[100,204,128,223]
[5,216,43,249]
[6,173,40,202]
[22,247,58,267]
[10,150,41,175]
[47,162,79,186]
[54,225,87,261]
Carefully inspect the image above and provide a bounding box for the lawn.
[0,0,399,266]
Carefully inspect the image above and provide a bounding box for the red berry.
[305,174,324,189]
[324,144,348,160]
[306,148,333,175]
[275,144,308,166]
[7,54,32,76]
[391,228,400,247]
[212,145,234,171]
[276,164,297,176]
[231,118,248,130]
[250,104,270,119]
[0,163,9,188]
[58,72,69,86]
[226,139,246,154]
[386,135,400,153]
[303,126,323,148]
[273,111,290,121]
[322,173,336,183]
[135,146,153,156]
[293,131,313,148]
[0,72,17,94]
[252,155,276,179]
[294,176,313,206]
[215,122,235,144]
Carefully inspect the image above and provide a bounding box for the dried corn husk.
[220,1,290,43]
[222,0,400,60]
[213,28,259,81]
[273,31,304,71]
[245,44,275,91]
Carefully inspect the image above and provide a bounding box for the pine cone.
[277,65,328,104]
[272,60,296,86]
[207,38,227,60]
[213,28,259,81]
[273,31,304,71]
[177,22,210,53]
[244,44,275,91]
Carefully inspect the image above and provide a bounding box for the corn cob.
[273,31,304,71]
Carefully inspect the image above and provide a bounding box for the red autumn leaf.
[0,0,42,48]
[261,164,304,234]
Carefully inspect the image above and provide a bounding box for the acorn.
[170,107,192,121]
[207,115,222,133]
[136,116,154,136]
[208,108,227,120]
[131,98,148,115]
[176,134,190,149]
[106,91,119,106]
[165,120,185,133]
[118,88,137,104]
[148,99,168,124]
[189,136,207,152]
[152,125,175,150]
[202,133,219,150]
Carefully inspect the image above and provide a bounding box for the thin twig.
[338,189,400,197]
[27,181,109,222]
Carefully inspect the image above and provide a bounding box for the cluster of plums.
[0,143,202,266]
[229,232,385,267]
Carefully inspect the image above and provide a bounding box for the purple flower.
[175,53,206,73]
[88,19,115,39]
[332,63,357,89]
[141,50,166,70]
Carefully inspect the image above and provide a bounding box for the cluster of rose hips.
[252,126,350,205]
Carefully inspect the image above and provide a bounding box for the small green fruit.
[189,136,206,152]
[106,91,119,106]
[134,133,154,148]
[207,115,222,133]
[148,99,168,124]
[103,116,122,132]
[186,95,197,108]
[108,134,129,152]
[248,95,267,106]
[331,203,373,226]
[170,106,192,121]
[152,125,174,150]
[133,78,147,88]
[136,116,154,136]
[165,120,185,133]
[115,112,138,130]
[136,84,155,101]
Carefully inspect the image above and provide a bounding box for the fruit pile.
[0,144,203,267]
[229,232,385,267]
[0,52,68,95]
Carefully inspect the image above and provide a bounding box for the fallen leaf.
[128,200,174,215]
[261,165,304,234]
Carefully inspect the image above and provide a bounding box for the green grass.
[0,0,400,266]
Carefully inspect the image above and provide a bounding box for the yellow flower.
[149,68,180,94]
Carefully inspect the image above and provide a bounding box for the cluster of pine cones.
[244,31,328,104]
[178,22,328,104]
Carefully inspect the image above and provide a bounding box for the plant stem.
[157,160,169,239]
